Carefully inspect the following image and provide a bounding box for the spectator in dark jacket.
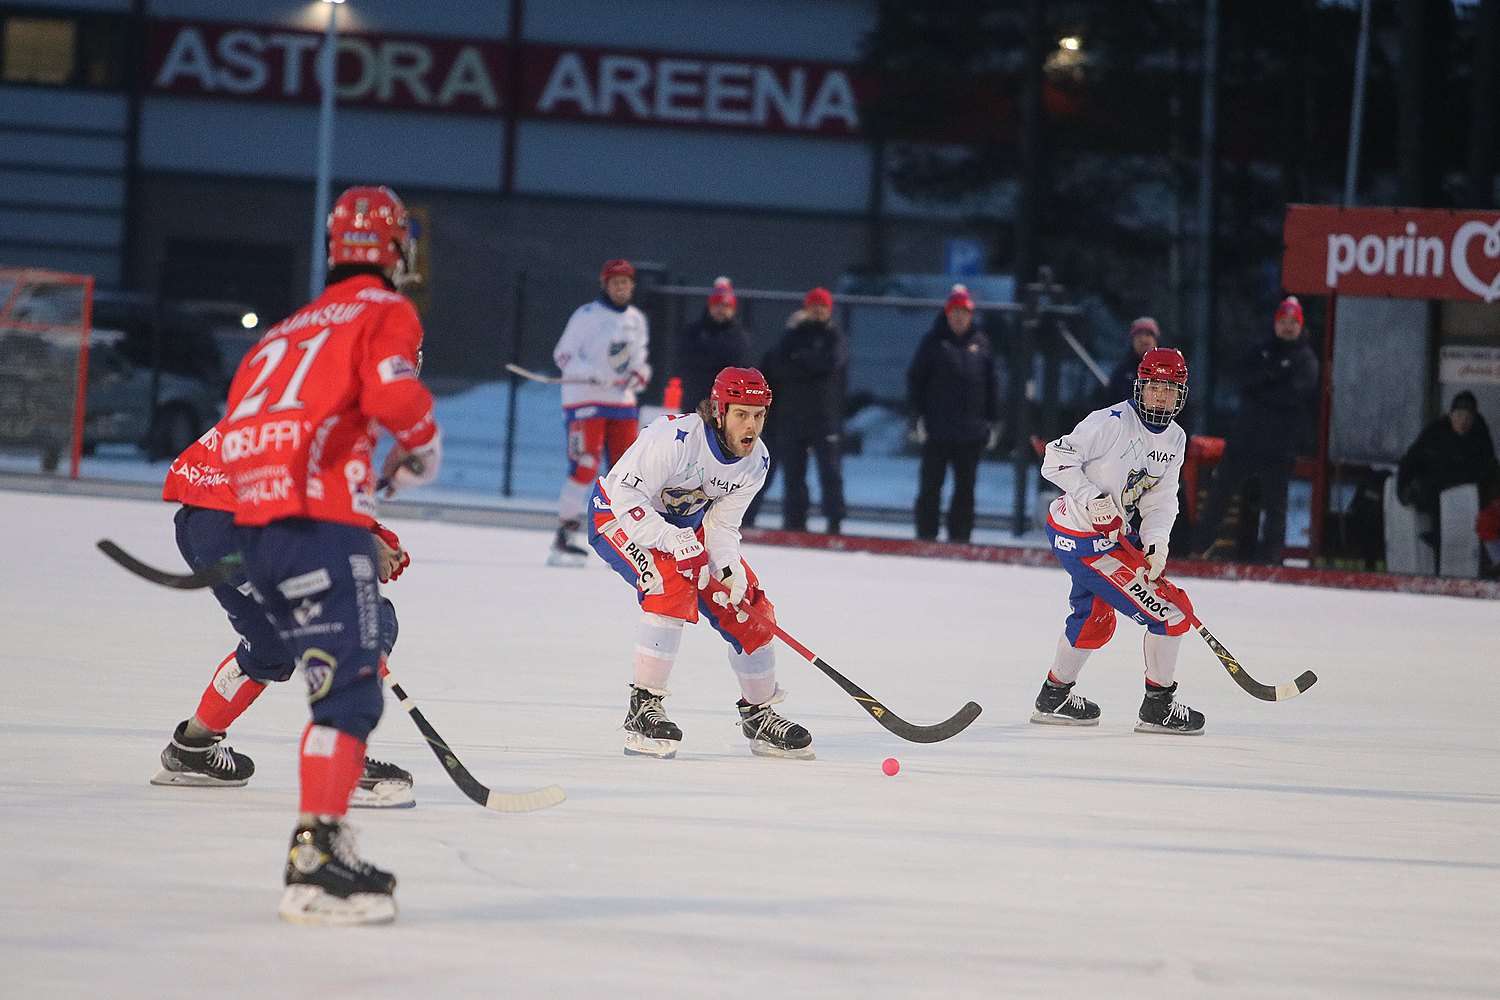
[1099,316,1160,408]
[1191,296,1320,564]
[754,287,848,533]
[677,277,753,411]
[1397,391,1500,561]
[906,284,1000,544]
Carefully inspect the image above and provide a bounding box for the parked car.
[85,292,263,461]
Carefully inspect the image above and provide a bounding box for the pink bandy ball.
[882,758,900,776]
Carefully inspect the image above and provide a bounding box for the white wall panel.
[139,97,504,191]
[0,89,127,132]
[514,119,869,213]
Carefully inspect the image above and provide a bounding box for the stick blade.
[874,701,984,744]
[1273,671,1318,701]
[483,784,567,813]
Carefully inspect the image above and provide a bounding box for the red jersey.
[221,275,435,528]
[162,422,235,512]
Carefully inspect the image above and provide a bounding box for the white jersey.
[599,413,767,572]
[553,299,651,409]
[1041,401,1186,550]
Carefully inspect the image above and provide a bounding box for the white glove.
[711,563,750,623]
[1144,543,1168,583]
[1086,491,1124,541]
[908,417,927,445]
[380,430,442,497]
[667,527,710,589]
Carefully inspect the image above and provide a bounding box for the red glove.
[667,527,710,588]
[373,523,410,583]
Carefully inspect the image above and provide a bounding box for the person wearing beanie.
[1190,295,1319,564]
[749,287,848,534]
[906,283,1000,544]
[677,277,753,413]
[1098,316,1161,408]
[1396,389,1500,570]
[549,258,652,565]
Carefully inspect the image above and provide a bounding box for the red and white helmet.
[1134,347,1188,426]
[327,185,415,280]
[710,366,771,420]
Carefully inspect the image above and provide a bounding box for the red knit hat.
[804,287,833,310]
[600,258,636,283]
[945,284,975,312]
[708,276,736,308]
[1129,316,1160,340]
[1274,296,1303,324]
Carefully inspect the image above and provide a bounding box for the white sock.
[728,644,776,705]
[632,613,683,691]
[1143,631,1183,687]
[557,478,591,524]
[1047,632,1092,685]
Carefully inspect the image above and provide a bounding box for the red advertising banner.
[144,20,870,137]
[1282,204,1500,303]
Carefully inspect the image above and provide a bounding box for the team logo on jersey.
[660,486,710,517]
[608,340,632,373]
[1053,536,1077,552]
[377,355,419,383]
[1120,467,1160,514]
[292,597,324,627]
[627,506,646,521]
[299,648,337,703]
[1147,449,1175,462]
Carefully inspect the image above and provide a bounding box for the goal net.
[0,268,94,476]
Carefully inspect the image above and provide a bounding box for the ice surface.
[1,490,1495,999]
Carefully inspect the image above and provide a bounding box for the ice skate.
[623,684,682,758]
[279,817,397,925]
[150,720,254,787]
[1134,681,1205,735]
[1030,677,1101,726]
[546,520,590,567]
[349,755,415,809]
[737,691,814,759]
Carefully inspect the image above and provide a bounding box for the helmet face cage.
[1134,347,1188,427]
[1133,378,1187,426]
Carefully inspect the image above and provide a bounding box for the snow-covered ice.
[2,488,1495,999]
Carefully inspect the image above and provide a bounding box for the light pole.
[310,0,345,299]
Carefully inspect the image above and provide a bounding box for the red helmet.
[710,366,771,419]
[327,185,414,277]
[600,259,636,283]
[1134,347,1188,426]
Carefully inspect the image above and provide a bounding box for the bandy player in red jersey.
[151,417,416,807]
[218,185,441,925]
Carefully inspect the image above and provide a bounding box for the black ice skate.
[279,817,397,926]
[1135,681,1205,735]
[1030,677,1101,727]
[150,720,255,787]
[737,692,814,760]
[350,755,415,809]
[547,520,590,567]
[623,684,683,758]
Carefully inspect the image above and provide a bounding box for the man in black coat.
[906,285,1000,544]
[1098,316,1160,409]
[677,277,753,411]
[1191,296,1320,564]
[1397,390,1499,559]
[755,287,848,533]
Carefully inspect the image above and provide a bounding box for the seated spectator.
[1397,390,1500,561]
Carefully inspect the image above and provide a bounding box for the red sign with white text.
[143,19,868,137]
[1282,204,1500,303]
